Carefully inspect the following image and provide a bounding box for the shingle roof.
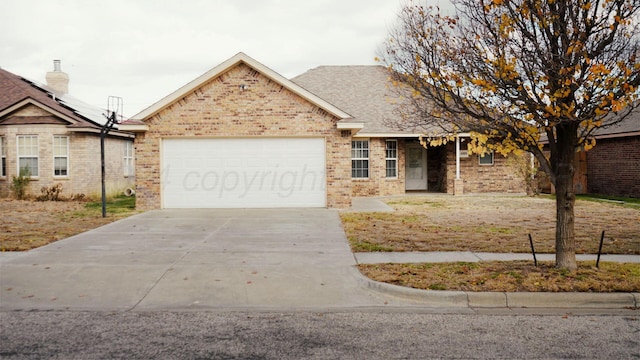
[0,68,113,130]
[593,106,640,138]
[291,65,425,136]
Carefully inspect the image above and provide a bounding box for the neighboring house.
[585,108,640,197]
[121,53,524,210]
[0,61,135,198]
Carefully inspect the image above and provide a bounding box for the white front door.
[405,144,427,190]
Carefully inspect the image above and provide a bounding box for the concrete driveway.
[1,209,400,311]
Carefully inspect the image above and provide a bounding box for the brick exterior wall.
[587,136,640,197]
[445,143,526,194]
[134,63,351,210]
[351,138,406,197]
[0,105,135,198]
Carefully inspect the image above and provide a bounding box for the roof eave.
[336,122,364,130]
[118,123,150,132]
[353,132,471,138]
[66,127,135,138]
[0,98,83,126]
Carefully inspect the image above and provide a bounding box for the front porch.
[350,136,526,199]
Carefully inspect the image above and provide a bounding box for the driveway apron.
[0,209,392,311]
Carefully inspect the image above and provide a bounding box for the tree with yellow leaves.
[380,0,639,270]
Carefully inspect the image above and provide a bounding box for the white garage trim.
[161,138,327,208]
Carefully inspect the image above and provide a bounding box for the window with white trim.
[0,136,6,177]
[479,151,494,165]
[351,140,369,178]
[17,135,38,177]
[53,135,69,176]
[124,141,134,176]
[385,140,398,178]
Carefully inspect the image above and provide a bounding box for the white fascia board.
[352,132,471,138]
[336,122,364,130]
[65,127,135,138]
[352,133,421,138]
[118,124,150,132]
[132,52,352,121]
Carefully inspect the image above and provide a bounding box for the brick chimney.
[45,60,69,95]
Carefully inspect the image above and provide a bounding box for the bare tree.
[380,0,640,269]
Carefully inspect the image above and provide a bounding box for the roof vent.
[45,59,69,95]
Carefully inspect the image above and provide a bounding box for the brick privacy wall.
[134,63,351,210]
[445,143,526,194]
[0,114,134,198]
[351,138,406,197]
[587,136,640,197]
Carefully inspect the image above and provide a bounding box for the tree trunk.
[553,125,578,270]
[554,170,577,270]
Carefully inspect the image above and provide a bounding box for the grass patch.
[350,241,395,252]
[84,195,136,213]
[576,194,640,209]
[358,261,640,292]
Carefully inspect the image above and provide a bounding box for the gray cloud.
[1,0,453,116]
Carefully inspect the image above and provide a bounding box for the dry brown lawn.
[359,261,640,292]
[0,198,138,251]
[341,195,640,254]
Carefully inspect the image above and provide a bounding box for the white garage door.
[162,138,326,208]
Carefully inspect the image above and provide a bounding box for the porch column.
[454,135,464,195]
[455,136,461,180]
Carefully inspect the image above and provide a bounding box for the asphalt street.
[2,310,639,359]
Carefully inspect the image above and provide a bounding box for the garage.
[161,138,327,208]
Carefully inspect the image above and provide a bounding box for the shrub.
[11,167,31,200]
[70,193,87,202]
[36,183,64,201]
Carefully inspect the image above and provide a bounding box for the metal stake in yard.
[596,230,605,268]
[528,234,537,267]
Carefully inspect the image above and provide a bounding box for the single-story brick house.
[584,109,639,197]
[0,61,135,198]
[121,52,524,209]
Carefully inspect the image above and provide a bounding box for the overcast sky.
[1,0,454,117]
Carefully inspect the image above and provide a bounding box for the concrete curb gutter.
[357,273,640,309]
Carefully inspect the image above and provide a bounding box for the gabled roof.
[0,67,130,136]
[291,65,426,137]
[131,52,352,121]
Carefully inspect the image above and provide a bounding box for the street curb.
[357,273,640,309]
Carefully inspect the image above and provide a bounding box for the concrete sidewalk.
[354,251,640,264]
